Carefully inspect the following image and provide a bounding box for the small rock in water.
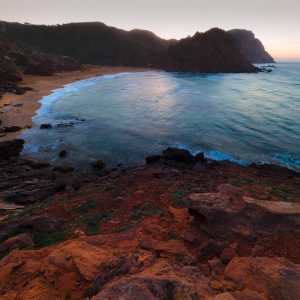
[91,160,106,170]
[59,150,68,158]
[40,124,52,129]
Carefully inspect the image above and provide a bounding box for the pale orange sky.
[1,0,299,61]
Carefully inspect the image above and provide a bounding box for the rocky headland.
[228,29,275,64]
[0,140,299,299]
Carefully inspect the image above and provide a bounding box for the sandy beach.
[0,65,153,142]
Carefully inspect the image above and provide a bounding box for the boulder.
[0,139,24,160]
[194,152,206,162]
[92,260,212,299]
[162,147,194,163]
[59,150,67,158]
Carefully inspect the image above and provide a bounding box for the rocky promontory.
[0,141,299,299]
[228,29,275,63]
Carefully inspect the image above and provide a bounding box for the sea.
[21,62,300,171]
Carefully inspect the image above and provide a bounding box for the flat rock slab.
[0,199,25,210]
[244,197,300,214]
[188,185,300,237]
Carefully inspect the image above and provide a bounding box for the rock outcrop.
[155,28,258,73]
[228,29,275,63]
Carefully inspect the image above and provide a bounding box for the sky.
[1,0,299,61]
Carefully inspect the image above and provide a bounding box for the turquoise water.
[21,63,300,171]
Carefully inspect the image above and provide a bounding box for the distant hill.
[1,22,171,66]
[0,23,81,96]
[228,29,274,63]
[1,21,260,73]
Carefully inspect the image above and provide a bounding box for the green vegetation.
[76,198,97,213]
[33,230,70,248]
[172,190,191,207]
[131,204,163,220]
[0,252,8,260]
[83,215,101,236]
[101,210,114,223]
[117,224,132,233]
[0,230,20,244]
[167,231,178,240]
[229,178,243,187]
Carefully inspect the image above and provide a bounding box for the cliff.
[228,29,275,63]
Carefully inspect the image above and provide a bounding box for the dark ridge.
[1,21,259,73]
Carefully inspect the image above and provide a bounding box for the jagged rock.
[0,139,24,160]
[1,179,64,204]
[224,257,300,300]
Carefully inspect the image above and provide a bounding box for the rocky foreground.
[0,140,299,299]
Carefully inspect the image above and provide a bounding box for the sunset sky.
[1,0,299,61]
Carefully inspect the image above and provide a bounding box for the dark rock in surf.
[194,152,206,162]
[59,150,68,158]
[162,147,194,163]
[40,124,52,129]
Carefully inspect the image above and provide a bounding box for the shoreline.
[0,65,154,142]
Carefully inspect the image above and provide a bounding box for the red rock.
[225,257,300,300]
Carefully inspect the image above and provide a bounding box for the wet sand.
[0,65,154,142]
